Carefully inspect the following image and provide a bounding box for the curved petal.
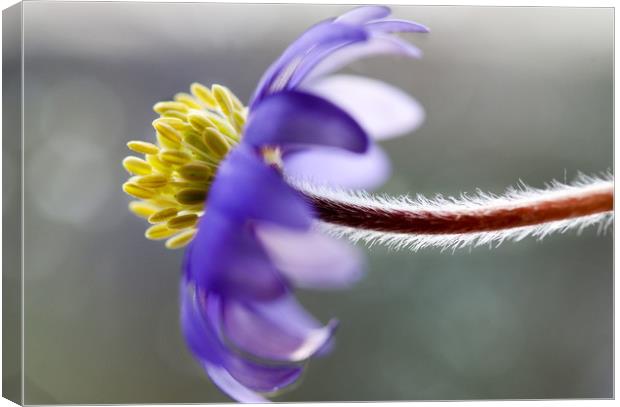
[209,145,313,229]
[205,364,270,403]
[206,360,304,401]
[335,5,391,24]
[283,144,391,190]
[219,351,303,395]
[222,296,338,362]
[255,223,366,289]
[244,90,369,153]
[181,285,303,400]
[180,280,226,363]
[212,234,289,301]
[365,19,430,33]
[304,74,425,140]
[250,21,367,106]
[206,294,305,394]
[297,33,422,86]
[186,216,288,301]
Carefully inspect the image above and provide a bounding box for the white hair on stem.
[290,171,614,251]
[317,212,613,252]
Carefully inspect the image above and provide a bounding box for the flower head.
[123,83,246,249]
[123,5,427,402]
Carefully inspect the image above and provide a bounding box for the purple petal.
[219,354,303,395]
[250,21,367,106]
[205,364,269,403]
[181,284,303,400]
[255,223,366,289]
[180,281,226,364]
[206,360,303,401]
[304,74,425,140]
[283,144,391,190]
[298,33,422,86]
[186,216,288,301]
[365,19,430,33]
[209,145,313,229]
[222,295,338,362]
[335,5,391,24]
[207,295,304,394]
[244,90,369,153]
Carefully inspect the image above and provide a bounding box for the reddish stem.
[307,184,613,235]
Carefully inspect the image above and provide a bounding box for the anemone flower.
[122,5,427,402]
[122,5,614,403]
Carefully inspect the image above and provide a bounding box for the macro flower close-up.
[122,6,429,401]
[9,1,613,405]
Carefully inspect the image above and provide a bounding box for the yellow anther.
[135,174,168,188]
[169,180,207,189]
[123,157,152,175]
[190,82,217,108]
[228,89,244,111]
[148,198,178,208]
[124,82,247,249]
[176,188,208,205]
[129,201,159,219]
[148,207,179,224]
[232,110,246,132]
[157,117,191,131]
[184,131,211,156]
[146,154,173,174]
[145,223,178,240]
[127,141,160,155]
[160,150,191,166]
[204,112,238,139]
[179,162,212,182]
[161,110,188,121]
[153,120,183,147]
[212,84,234,116]
[153,101,189,115]
[167,213,199,229]
[187,111,215,131]
[174,92,202,109]
[123,182,156,200]
[165,229,197,249]
[216,84,244,112]
[203,128,230,157]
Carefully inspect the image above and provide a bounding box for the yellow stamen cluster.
[123,83,247,249]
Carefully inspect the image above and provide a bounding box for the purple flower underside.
[181,5,427,402]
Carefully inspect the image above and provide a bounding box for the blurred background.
[9,1,613,403]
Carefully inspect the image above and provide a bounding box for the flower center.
[122,83,247,249]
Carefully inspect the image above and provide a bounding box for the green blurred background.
[11,1,613,403]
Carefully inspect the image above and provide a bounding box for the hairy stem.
[304,182,613,235]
